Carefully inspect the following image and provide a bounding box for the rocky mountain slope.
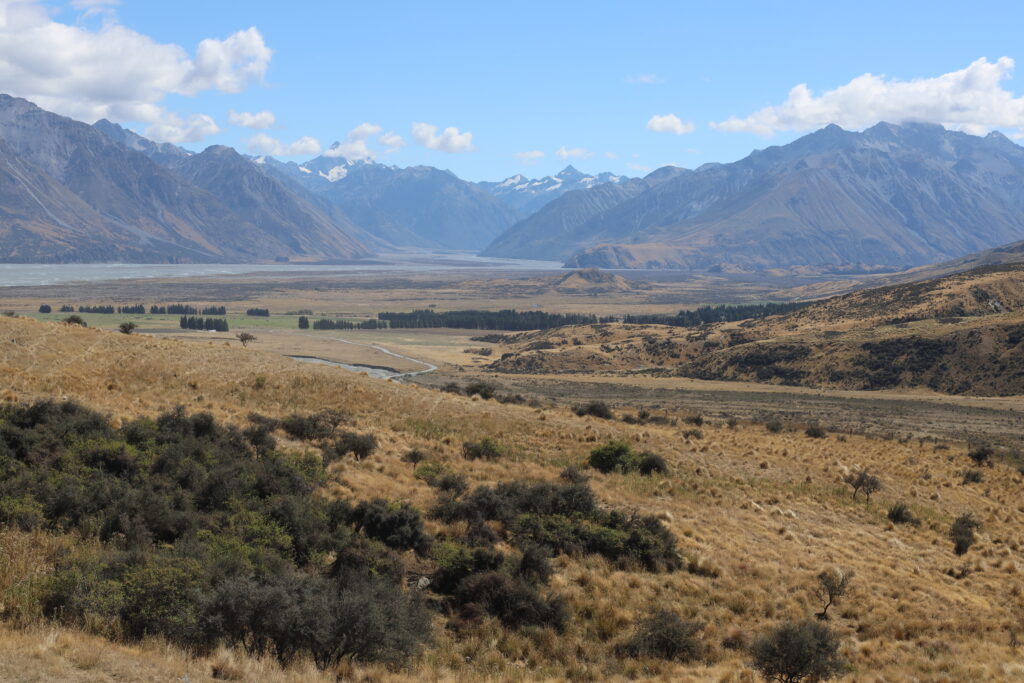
[0,96,372,262]
[263,148,520,250]
[489,123,1024,272]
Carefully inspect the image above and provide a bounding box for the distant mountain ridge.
[478,165,632,215]
[486,122,1024,273]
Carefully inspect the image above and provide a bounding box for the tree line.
[310,318,385,330]
[623,301,811,327]
[377,309,614,331]
[179,316,229,331]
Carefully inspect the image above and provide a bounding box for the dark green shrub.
[574,401,614,419]
[637,452,668,475]
[588,441,635,473]
[38,304,51,313]
[950,513,980,555]
[349,498,432,555]
[462,438,502,461]
[765,419,784,433]
[63,315,86,326]
[886,502,920,526]
[620,609,703,661]
[684,414,704,427]
[402,448,427,470]
[331,431,378,461]
[749,620,845,683]
[453,571,568,631]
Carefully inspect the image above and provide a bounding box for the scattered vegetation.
[574,401,614,420]
[887,502,920,526]
[588,441,668,476]
[749,620,846,683]
[619,609,703,661]
[950,513,980,555]
[623,301,811,328]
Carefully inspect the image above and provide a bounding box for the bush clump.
[886,502,920,527]
[749,620,846,683]
[619,609,703,661]
[950,513,980,555]
[462,438,503,461]
[0,400,430,667]
[574,401,614,420]
[588,441,668,476]
[331,431,378,461]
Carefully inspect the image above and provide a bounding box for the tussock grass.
[0,315,1022,680]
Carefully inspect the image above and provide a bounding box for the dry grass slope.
[1,315,1023,680]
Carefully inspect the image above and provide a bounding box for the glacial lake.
[0,253,563,287]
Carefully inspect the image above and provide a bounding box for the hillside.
[0,96,372,263]
[488,264,1024,395]
[493,122,1024,272]
[0,314,1021,680]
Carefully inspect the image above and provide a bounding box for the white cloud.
[145,113,220,143]
[246,133,321,157]
[555,146,592,160]
[604,152,618,160]
[646,113,695,135]
[515,150,544,165]
[411,122,475,153]
[378,131,405,153]
[228,109,275,129]
[627,162,652,172]
[0,0,271,144]
[712,57,1024,137]
[628,74,664,85]
[323,122,387,160]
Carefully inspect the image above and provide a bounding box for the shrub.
[681,428,703,440]
[620,609,703,661]
[749,620,845,683]
[637,452,668,475]
[684,414,704,427]
[453,571,568,631]
[887,502,920,526]
[462,438,502,461]
[63,315,87,326]
[805,425,827,439]
[236,332,256,347]
[281,411,343,441]
[765,418,784,433]
[331,432,378,461]
[962,469,983,485]
[349,498,433,555]
[559,466,589,484]
[588,441,635,474]
[464,381,496,399]
[950,513,980,555]
[118,322,137,335]
[574,401,614,420]
[38,304,51,313]
[967,444,994,467]
[413,461,448,485]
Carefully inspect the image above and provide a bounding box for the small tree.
[63,315,87,327]
[402,449,426,471]
[237,332,257,347]
[750,620,845,683]
[119,322,137,335]
[38,304,51,313]
[950,513,980,555]
[813,568,852,620]
[843,469,881,502]
[298,316,309,330]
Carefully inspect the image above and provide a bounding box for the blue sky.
[5,0,1024,180]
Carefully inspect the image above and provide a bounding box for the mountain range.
[487,122,1024,272]
[3,92,1024,272]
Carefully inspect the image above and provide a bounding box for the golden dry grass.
[1,314,1023,680]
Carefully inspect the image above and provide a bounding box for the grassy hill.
[0,314,1021,680]
[489,264,1024,396]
